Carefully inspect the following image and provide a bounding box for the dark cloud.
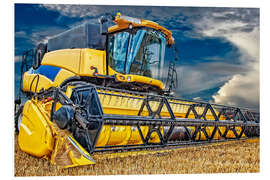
[14,4,259,109]
[35,5,260,49]
[186,62,249,75]
[173,61,249,97]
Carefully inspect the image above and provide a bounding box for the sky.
[14,4,260,110]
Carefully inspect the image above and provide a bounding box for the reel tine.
[130,94,135,108]
[137,98,141,108]
[115,94,119,105]
[124,92,128,106]
[127,95,130,107]
[108,92,112,105]
[120,92,123,106]
[102,89,106,104]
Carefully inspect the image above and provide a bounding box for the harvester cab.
[105,12,175,93]
[23,12,177,96]
[15,13,259,169]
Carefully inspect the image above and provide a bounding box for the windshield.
[108,27,166,80]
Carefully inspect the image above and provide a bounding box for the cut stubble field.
[14,134,259,176]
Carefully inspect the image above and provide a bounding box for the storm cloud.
[15,4,259,109]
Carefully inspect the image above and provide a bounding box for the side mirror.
[99,16,108,35]
[33,43,47,70]
[98,14,114,35]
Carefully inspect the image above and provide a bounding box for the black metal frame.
[165,46,178,92]
[16,49,34,101]
[41,84,259,154]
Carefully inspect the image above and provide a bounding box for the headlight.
[120,15,141,24]
[127,76,131,81]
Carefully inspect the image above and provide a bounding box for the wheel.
[33,43,47,70]
[15,106,24,134]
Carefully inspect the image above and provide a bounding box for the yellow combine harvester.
[15,13,259,168]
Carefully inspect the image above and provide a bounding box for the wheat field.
[14,134,259,176]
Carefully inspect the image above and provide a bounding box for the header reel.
[35,83,259,155]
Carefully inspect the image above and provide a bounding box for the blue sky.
[14,4,260,110]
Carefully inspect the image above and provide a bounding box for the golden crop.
[14,134,259,176]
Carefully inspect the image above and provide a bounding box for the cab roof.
[108,13,174,45]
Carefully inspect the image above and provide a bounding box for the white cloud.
[212,69,259,109]
[40,4,183,25]
[176,64,232,95]
[196,13,260,109]
[41,4,103,18]
[193,97,203,101]
[227,27,259,63]
[14,56,21,62]
[15,25,67,50]
[15,31,27,38]
[175,61,249,96]
[29,26,67,45]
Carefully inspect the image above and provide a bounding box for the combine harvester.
[15,13,260,168]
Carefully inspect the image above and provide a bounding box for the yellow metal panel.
[50,136,64,165]
[22,72,53,93]
[65,85,75,98]
[22,67,75,93]
[96,126,111,146]
[108,66,164,90]
[18,100,54,157]
[50,134,95,168]
[64,136,95,168]
[22,72,30,91]
[41,48,106,77]
[106,126,132,145]
[53,69,76,87]
[115,74,164,90]
[108,13,174,45]
[41,49,81,74]
[23,69,77,93]
[128,126,148,144]
[79,49,106,76]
